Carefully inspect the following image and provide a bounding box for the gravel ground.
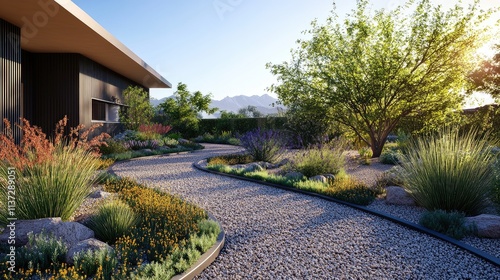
[110,144,500,279]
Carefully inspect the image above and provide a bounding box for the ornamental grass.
[398,129,497,215]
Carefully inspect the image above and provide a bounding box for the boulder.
[244,163,264,173]
[285,171,304,181]
[466,214,500,239]
[310,175,327,184]
[385,186,416,206]
[0,217,94,247]
[66,238,113,264]
[89,190,112,199]
[323,174,336,181]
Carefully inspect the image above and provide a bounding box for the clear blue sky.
[72,0,498,102]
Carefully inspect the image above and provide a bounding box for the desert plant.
[207,154,254,165]
[99,139,127,155]
[73,248,118,280]
[419,210,472,239]
[239,128,287,163]
[292,141,345,177]
[326,178,375,206]
[379,148,402,165]
[87,200,139,244]
[122,139,161,150]
[398,129,497,215]
[358,146,373,165]
[15,231,68,271]
[0,144,101,223]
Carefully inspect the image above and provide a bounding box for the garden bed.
[196,149,500,264]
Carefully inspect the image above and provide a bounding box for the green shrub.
[15,231,68,271]
[227,137,241,145]
[87,200,139,244]
[0,145,100,222]
[358,146,373,165]
[326,178,375,206]
[167,132,182,140]
[419,210,472,239]
[398,129,497,215]
[134,219,220,279]
[73,248,118,280]
[207,154,254,165]
[292,141,345,177]
[379,148,401,164]
[239,129,287,163]
[163,137,179,147]
[99,139,128,155]
[492,157,500,210]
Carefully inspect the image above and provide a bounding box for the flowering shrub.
[0,116,109,170]
[0,117,108,223]
[137,123,173,140]
[1,177,219,279]
[239,128,287,163]
[139,123,173,135]
[122,139,160,150]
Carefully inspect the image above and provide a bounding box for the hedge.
[198,117,287,135]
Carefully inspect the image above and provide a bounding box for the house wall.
[22,52,80,134]
[20,52,147,136]
[79,55,148,136]
[0,19,22,140]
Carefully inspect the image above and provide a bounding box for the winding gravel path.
[110,144,500,279]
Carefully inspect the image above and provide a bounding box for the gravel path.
[110,144,500,279]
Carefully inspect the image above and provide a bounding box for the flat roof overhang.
[0,0,171,89]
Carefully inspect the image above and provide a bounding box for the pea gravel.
[110,144,500,279]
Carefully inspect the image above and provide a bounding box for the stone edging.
[193,159,500,268]
[171,212,226,280]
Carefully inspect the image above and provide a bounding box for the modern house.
[0,0,171,140]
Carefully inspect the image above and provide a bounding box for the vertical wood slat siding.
[30,53,79,134]
[0,19,22,141]
[79,55,147,135]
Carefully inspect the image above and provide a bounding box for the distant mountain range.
[150,94,285,117]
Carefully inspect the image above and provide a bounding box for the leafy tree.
[238,105,264,118]
[120,86,153,130]
[469,44,500,100]
[267,0,494,156]
[159,82,217,137]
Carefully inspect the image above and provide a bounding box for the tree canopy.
[267,0,495,156]
[469,44,500,100]
[158,82,217,137]
[120,86,153,130]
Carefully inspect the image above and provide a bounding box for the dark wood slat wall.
[0,19,22,141]
[79,55,147,135]
[27,53,80,134]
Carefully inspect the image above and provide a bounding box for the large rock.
[385,186,416,206]
[310,175,327,184]
[466,214,500,239]
[89,190,112,199]
[244,163,264,173]
[0,217,94,247]
[66,238,113,264]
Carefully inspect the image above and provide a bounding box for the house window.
[92,99,122,122]
[92,100,106,121]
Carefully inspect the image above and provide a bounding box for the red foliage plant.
[138,123,172,135]
[0,116,110,170]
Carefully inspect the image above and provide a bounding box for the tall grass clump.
[0,117,108,223]
[292,140,345,177]
[239,128,287,163]
[87,200,139,244]
[398,129,497,215]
